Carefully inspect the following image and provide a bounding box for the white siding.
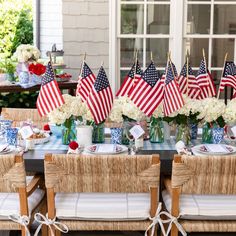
[63,0,109,80]
[36,0,63,58]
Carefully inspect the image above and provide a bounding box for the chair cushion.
[55,193,150,221]
[162,189,236,220]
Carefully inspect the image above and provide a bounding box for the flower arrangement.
[197,97,226,128]
[14,44,40,63]
[109,96,146,123]
[223,99,236,124]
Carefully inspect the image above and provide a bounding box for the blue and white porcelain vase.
[110,128,122,144]
[189,123,198,140]
[19,71,30,84]
[212,127,224,144]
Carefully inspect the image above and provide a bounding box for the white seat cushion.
[55,193,150,221]
[162,189,236,220]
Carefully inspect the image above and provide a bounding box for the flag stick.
[79,52,86,78]
[186,52,189,96]
[49,52,56,78]
[150,51,153,62]
[101,61,104,67]
[217,52,228,99]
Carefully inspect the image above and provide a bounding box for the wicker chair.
[44,153,160,236]
[0,154,46,236]
[163,154,236,236]
[1,108,48,129]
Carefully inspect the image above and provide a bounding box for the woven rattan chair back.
[1,108,48,129]
[45,154,160,193]
[172,155,236,195]
[0,154,26,192]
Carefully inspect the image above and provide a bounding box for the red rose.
[69,141,79,150]
[43,124,50,131]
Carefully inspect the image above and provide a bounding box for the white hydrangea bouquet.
[14,44,40,63]
[223,99,236,125]
[48,94,93,144]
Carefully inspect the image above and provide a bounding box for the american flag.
[196,60,216,98]
[87,66,113,124]
[178,62,201,99]
[76,62,96,102]
[36,62,64,117]
[128,62,163,117]
[116,60,142,97]
[163,61,184,116]
[219,61,236,92]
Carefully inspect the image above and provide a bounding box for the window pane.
[120,70,129,86]
[121,4,144,34]
[185,38,209,67]
[147,5,170,34]
[212,39,234,67]
[214,5,236,34]
[146,38,169,67]
[120,38,143,67]
[147,0,170,2]
[187,5,210,34]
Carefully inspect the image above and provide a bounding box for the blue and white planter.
[110,128,122,144]
[5,128,18,146]
[212,127,224,144]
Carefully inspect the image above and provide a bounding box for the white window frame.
[109,0,236,92]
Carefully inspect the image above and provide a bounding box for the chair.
[162,154,236,236]
[1,108,48,129]
[0,154,46,236]
[44,153,160,235]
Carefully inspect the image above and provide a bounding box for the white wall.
[34,0,63,58]
[62,0,109,80]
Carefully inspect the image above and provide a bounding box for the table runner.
[33,135,204,151]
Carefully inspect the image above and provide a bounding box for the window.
[110,0,236,95]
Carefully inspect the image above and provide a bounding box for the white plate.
[85,144,128,155]
[18,133,50,146]
[192,144,236,156]
[0,146,14,155]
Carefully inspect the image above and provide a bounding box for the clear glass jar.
[202,123,213,144]
[149,117,164,143]
[175,123,191,145]
[92,122,105,143]
[62,117,76,145]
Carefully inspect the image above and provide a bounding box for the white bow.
[34,213,68,236]
[9,214,31,236]
[145,204,187,236]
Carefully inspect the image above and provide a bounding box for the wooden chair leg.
[41,199,48,236]
[55,229,61,236]
[171,224,179,236]
[21,227,27,236]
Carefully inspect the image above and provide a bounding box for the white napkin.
[205,144,229,153]
[96,144,115,153]
[67,147,80,154]
[175,141,192,155]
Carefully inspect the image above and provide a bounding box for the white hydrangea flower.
[14,44,40,62]
[223,99,236,124]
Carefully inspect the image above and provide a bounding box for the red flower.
[29,63,46,76]
[43,124,50,131]
[69,141,79,150]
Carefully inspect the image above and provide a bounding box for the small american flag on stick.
[178,62,201,99]
[76,62,96,102]
[163,61,184,116]
[87,66,113,124]
[36,62,65,117]
[128,61,163,117]
[116,60,142,97]
[196,59,216,99]
[219,61,236,92]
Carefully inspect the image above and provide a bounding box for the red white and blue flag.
[76,62,96,102]
[128,61,163,117]
[36,62,64,117]
[116,60,142,97]
[178,62,201,99]
[163,61,184,116]
[87,66,113,124]
[196,60,216,99]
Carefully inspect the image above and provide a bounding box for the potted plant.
[0,59,16,82]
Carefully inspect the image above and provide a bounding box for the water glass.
[5,128,18,146]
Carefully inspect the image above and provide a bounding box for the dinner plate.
[0,146,14,155]
[85,144,128,155]
[192,144,236,156]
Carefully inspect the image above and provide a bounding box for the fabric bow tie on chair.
[9,214,31,236]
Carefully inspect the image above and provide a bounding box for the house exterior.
[34,0,236,95]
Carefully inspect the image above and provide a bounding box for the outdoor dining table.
[22,135,214,175]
